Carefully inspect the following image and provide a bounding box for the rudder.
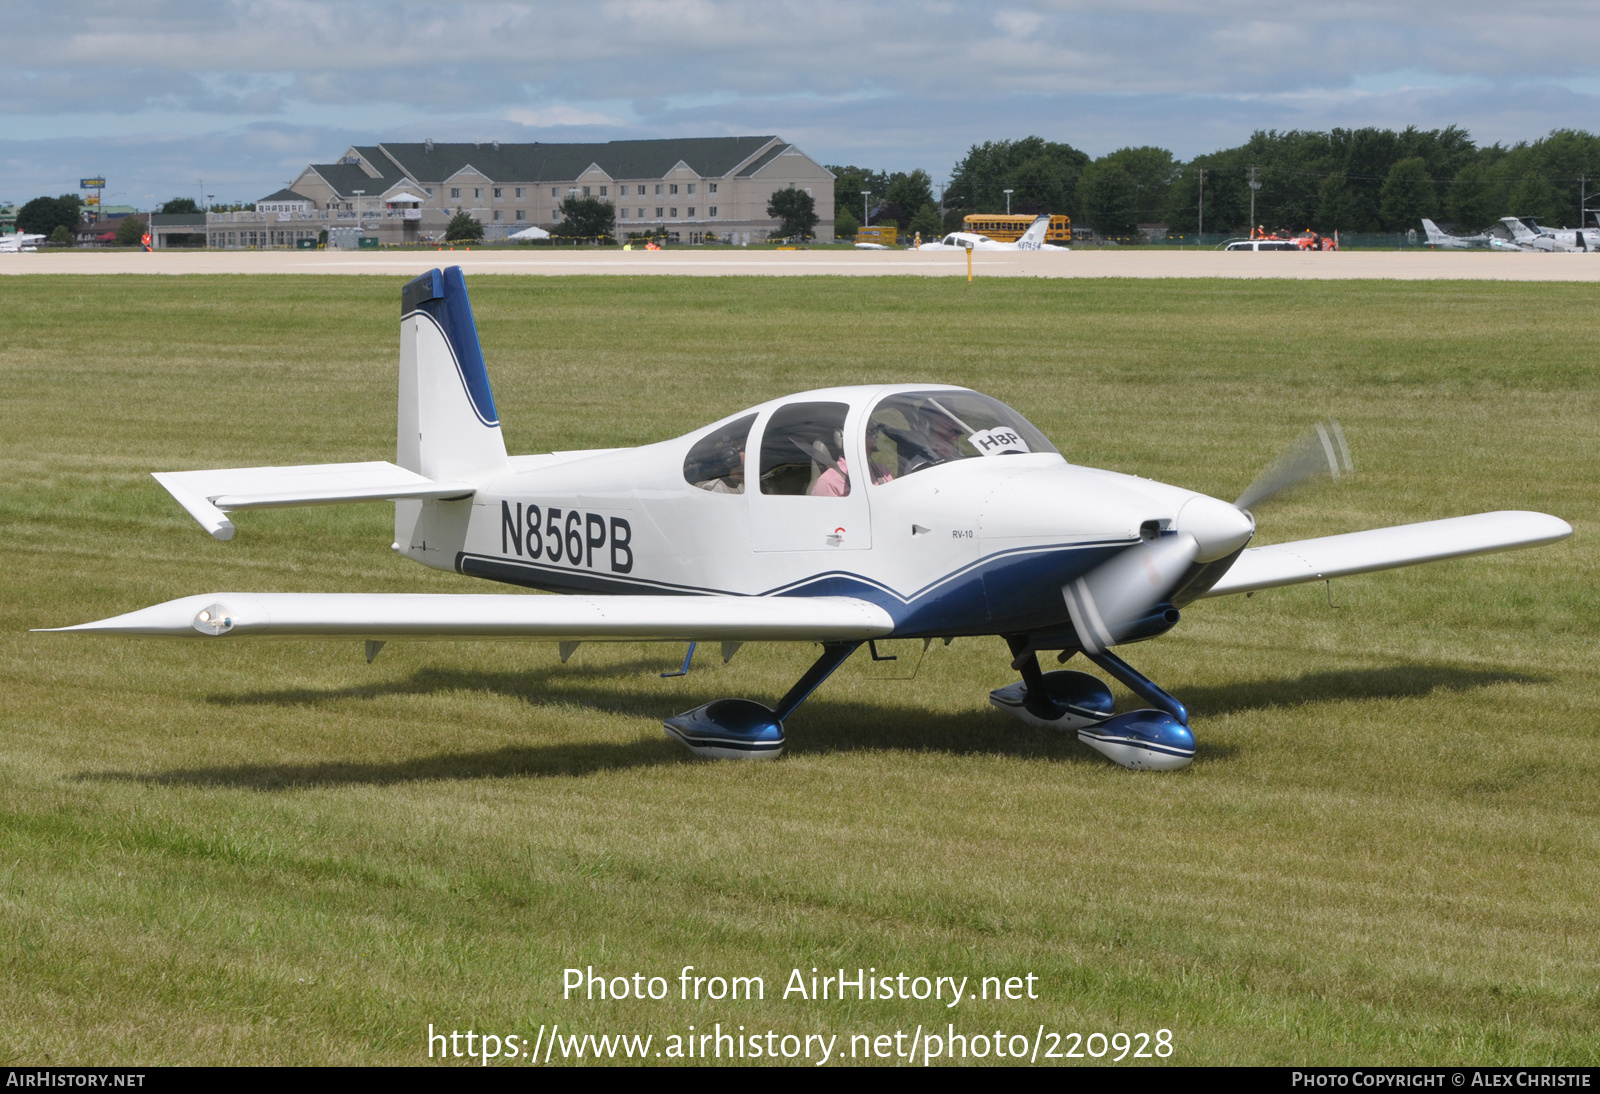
[398,266,510,482]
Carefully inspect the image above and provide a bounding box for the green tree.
[908,203,942,242]
[49,225,74,246]
[114,214,147,246]
[1314,174,1362,232]
[767,187,818,240]
[1446,164,1500,231]
[884,170,935,225]
[826,165,887,228]
[833,207,860,239]
[17,194,82,237]
[1078,161,1139,236]
[1379,157,1437,230]
[444,210,484,241]
[552,195,615,241]
[161,197,199,214]
[1507,174,1562,226]
[1098,146,1179,223]
[946,137,1089,218]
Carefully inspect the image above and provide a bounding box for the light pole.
[1247,166,1261,234]
[1003,189,1013,215]
[860,190,871,226]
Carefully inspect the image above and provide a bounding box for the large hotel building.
[201,135,835,248]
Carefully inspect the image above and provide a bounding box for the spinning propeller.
[1065,420,1352,654]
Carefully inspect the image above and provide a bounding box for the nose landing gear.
[991,638,1195,770]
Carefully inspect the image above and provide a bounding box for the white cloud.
[3,1,1600,200]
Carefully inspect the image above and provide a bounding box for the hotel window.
[669,184,679,195]
[474,187,482,198]
[655,184,663,195]
[492,210,501,221]
[599,186,607,196]
[637,208,644,218]
[637,185,646,195]
[655,207,663,217]
[425,187,434,196]
[582,186,590,197]
[618,208,627,219]
[687,184,696,195]
[515,210,525,221]
[450,187,460,198]
[552,187,559,197]
[493,187,502,198]
[708,206,717,218]
[670,207,678,218]
[515,187,525,198]
[709,182,718,194]
[687,207,695,217]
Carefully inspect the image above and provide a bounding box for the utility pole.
[861,190,871,225]
[1196,167,1206,243]
[1003,189,1014,215]
[1248,165,1261,234]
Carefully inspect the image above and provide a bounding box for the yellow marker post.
[965,241,974,283]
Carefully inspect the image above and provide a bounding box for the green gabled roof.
[260,188,313,203]
[735,143,791,177]
[376,136,780,183]
[308,148,409,198]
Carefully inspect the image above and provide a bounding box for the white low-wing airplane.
[43,267,1572,770]
[0,231,46,253]
[917,214,1063,252]
[1421,219,1495,249]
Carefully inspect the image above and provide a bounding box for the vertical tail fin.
[398,267,510,482]
[1016,215,1051,250]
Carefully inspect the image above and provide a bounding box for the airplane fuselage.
[396,384,1251,641]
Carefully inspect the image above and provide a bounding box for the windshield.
[865,390,1057,483]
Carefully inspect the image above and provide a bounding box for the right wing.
[1201,511,1571,598]
[39,592,895,643]
[154,461,475,541]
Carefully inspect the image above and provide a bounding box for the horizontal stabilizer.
[1202,510,1571,598]
[40,592,896,643]
[153,462,474,540]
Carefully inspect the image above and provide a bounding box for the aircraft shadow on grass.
[84,661,1538,791]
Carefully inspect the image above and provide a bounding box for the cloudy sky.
[6,1,1600,207]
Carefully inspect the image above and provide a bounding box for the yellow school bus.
[962,213,1072,244]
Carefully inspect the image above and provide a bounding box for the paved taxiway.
[7,248,1600,279]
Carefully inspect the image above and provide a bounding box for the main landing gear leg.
[990,639,1197,771]
[662,641,862,761]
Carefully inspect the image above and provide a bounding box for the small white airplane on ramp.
[1421,219,1496,249]
[0,231,46,253]
[42,267,1572,770]
[1488,216,1597,252]
[918,214,1063,251]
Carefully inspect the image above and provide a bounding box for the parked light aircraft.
[1487,216,1596,252]
[43,267,1572,770]
[1421,219,1496,249]
[917,214,1062,251]
[0,231,45,253]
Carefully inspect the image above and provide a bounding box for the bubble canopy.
[866,389,1058,483]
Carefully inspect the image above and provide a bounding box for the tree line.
[832,127,1600,237]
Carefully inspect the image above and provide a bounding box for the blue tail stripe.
[406,265,499,428]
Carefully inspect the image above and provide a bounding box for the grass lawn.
[0,273,1595,1065]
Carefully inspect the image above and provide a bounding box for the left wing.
[39,592,895,642]
[1202,511,1571,598]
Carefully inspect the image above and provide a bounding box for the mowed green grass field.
[1,273,1595,1066]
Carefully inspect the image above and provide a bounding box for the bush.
[834,208,860,239]
[444,211,484,242]
[49,225,74,246]
[114,215,147,247]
